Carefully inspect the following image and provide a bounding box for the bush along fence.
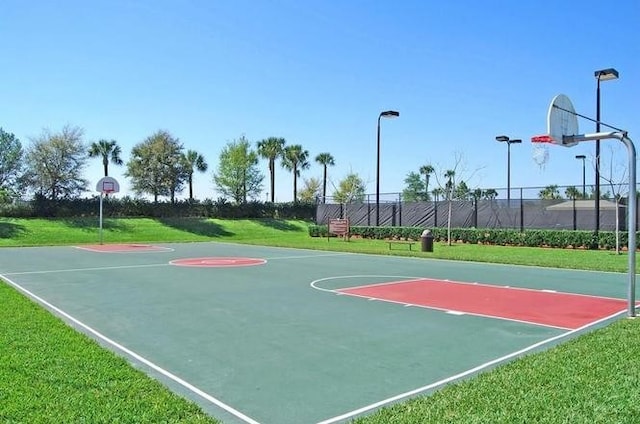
[308,224,635,250]
[0,196,316,220]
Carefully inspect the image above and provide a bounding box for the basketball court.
[0,241,633,423]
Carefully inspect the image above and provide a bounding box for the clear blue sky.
[2,0,638,202]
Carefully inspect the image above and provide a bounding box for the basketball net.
[531,135,552,170]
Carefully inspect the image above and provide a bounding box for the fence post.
[473,197,478,228]
[520,188,524,232]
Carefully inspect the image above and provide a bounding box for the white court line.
[3,263,170,276]
[0,274,261,424]
[74,245,175,253]
[4,253,346,275]
[264,252,349,261]
[329,286,572,331]
[327,275,626,302]
[315,309,628,424]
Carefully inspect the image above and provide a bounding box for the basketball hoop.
[531,135,553,169]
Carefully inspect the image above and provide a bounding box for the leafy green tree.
[538,185,562,199]
[24,125,88,200]
[419,164,435,200]
[0,128,24,197]
[213,136,264,203]
[299,177,322,202]
[333,173,366,203]
[402,171,425,201]
[181,150,208,200]
[257,137,285,203]
[454,180,471,200]
[314,152,335,203]
[281,144,310,202]
[88,139,123,177]
[125,130,185,202]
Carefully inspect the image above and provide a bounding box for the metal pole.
[582,158,586,198]
[376,115,381,226]
[595,78,601,234]
[624,135,636,317]
[507,142,511,204]
[569,131,635,317]
[99,193,104,245]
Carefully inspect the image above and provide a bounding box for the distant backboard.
[95,176,120,194]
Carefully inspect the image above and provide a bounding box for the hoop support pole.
[566,131,636,317]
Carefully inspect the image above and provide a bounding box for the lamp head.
[380,110,400,119]
[575,155,586,160]
[594,68,619,81]
[509,139,522,144]
[495,135,509,142]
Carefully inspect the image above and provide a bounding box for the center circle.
[169,257,267,268]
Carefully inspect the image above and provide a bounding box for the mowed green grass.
[0,282,218,424]
[0,217,635,272]
[1,217,639,423]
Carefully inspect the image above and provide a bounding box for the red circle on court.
[169,257,267,268]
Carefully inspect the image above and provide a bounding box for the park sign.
[328,218,349,240]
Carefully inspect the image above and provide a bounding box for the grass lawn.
[1,217,639,423]
[0,216,635,272]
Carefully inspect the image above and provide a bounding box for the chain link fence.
[316,185,635,231]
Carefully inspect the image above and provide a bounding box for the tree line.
[0,126,368,204]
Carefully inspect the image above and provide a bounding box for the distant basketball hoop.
[96,176,120,194]
[95,176,120,245]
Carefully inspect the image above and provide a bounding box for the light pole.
[594,68,619,233]
[575,154,586,198]
[376,110,400,226]
[495,135,522,204]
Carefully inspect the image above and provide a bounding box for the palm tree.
[431,187,443,202]
[444,170,456,196]
[181,150,208,200]
[565,186,581,200]
[257,137,286,202]
[315,152,335,203]
[419,164,435,200]
[538,185,561,199]
[281,144,310,202]
[88,139,123,177]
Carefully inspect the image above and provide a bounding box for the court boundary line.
[3,263,171,276]
[310,275,573,330]
[0,274,261,424]
[74,245,175,253]
[315,309,627,424]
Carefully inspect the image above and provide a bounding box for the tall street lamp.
[495,135,522,204]
[575,154,586,198]
[376,110,400,226]
[594,68,619,233]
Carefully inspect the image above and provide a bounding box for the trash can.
[421,229,434,252]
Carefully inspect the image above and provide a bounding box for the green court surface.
[0,242,631,424]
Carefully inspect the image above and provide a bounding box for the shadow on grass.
[254,218,305,232]
[0,222,27,239]
[157,218,234,237]
[60,218,132,232]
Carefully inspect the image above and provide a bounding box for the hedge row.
[308,225,632,250]
[0,196,316,220]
